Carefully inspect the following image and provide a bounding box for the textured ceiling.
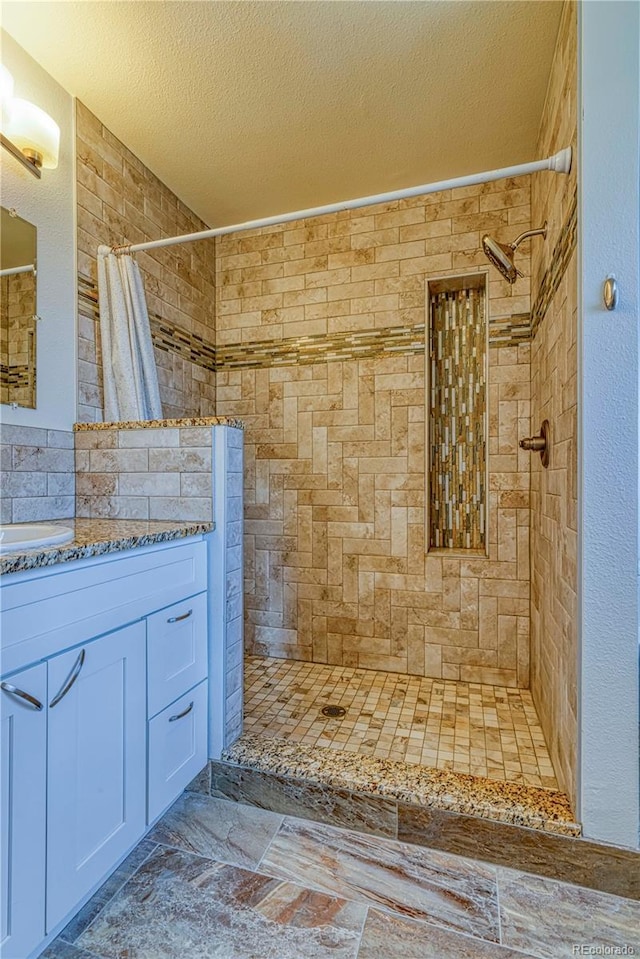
[1,1,562,228]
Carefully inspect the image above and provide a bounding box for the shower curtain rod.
[0,264,35,277]
[97,146,571,258]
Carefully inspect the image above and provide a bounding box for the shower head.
[481,222,547,284]
[482,235,521,283]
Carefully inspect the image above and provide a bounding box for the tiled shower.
[72,1,579,823]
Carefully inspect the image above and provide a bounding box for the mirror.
[0,206,37,408]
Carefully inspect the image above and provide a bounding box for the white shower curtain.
[97,253,163,422]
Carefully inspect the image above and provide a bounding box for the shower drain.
[321,705,346,718]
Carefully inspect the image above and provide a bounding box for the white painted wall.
[578,1,640,849]
[1,31,76,431]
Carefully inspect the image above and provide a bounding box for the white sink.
[0,523,75,552]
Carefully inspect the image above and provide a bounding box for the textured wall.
[530,1,578,803]
[1,30,76,431]
[75,101,216,423]
[215,179,533,685]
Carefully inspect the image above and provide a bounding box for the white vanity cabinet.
[0,663,47,959]
[0,537,211,959]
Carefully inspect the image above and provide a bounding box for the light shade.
[0,65,14,127]
[6,97,60,169]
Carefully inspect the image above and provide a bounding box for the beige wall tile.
[0,425,76,523]
[76,103,216,422]
[529,1,578,804]
[221,184,535,686]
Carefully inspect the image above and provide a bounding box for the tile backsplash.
[75,423,216,522]
[0,424,75,523]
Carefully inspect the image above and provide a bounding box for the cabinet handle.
[0,682,43,711]
[167,609,193,624]
[49,649,86,708]
[169,701,194,722]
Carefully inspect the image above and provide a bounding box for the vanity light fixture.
[0,65,14,125]
[0,66,60,179]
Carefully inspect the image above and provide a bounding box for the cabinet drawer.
[147,593,208,718]
[147,681,208,824]
[1,539,208,675]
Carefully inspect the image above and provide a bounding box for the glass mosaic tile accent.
[488,312,531,345]
[216,323,425,369]
[531,191,577,338]
[78,275,216,373]
[80,273,532,379]
[244,656,558,788]
[428,286,486,550]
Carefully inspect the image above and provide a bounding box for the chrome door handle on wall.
[520,420,550,468]
[49,649,86,708]
[0,681,44,711]
[167,609,192,624]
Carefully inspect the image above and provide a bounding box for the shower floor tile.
[244,657,558,790]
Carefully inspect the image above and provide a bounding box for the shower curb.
[220,733,580,835]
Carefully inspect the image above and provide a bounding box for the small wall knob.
[603,275,618,311]
[519,420,550,468]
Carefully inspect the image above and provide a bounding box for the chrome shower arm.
[510,222,548,251]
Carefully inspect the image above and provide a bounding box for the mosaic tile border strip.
[77,273,100,322]
[489,313,532,345]
[531,192,577,338]
[78,274,216,372]
[189,315,532,371]
[79,272,534,375]
[151,319,215,371]
[0,363,31,388]
[218,323,426,369]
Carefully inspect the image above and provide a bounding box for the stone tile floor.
[43,791,640,959]
[244,656,558,788]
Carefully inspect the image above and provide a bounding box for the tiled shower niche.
[427,272,488,553]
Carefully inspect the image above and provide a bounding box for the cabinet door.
[0,663,47,959]
[46,622,146,932]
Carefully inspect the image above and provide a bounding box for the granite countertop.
[0,518,213,576]
[74,416,244,431]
